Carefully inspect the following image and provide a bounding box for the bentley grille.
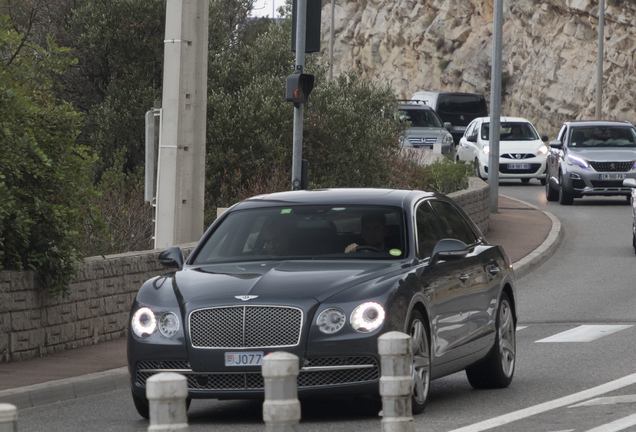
[135,357,380,391]
[189,305,303,348]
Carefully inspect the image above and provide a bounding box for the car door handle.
[487,265,500,276]
[459,273,469,282]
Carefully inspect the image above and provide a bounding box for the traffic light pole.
[291,0,307,190]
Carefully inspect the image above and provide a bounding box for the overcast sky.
[250,0,281,18]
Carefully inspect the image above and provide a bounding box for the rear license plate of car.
[507,163,530,170]
[600,173,626,180]
[225,352,264,366]
[452,126,466,131]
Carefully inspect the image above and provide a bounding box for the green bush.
[0,16,102,297]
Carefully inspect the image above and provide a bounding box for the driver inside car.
[345,212,390,253]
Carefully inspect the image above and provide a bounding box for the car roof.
[564,120,634,128]
[398,101,433,110]
[231,188,438,210]
[473,116,533,124]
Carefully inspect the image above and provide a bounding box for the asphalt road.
[16,179,636,432]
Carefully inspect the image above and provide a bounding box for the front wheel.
[132,391,150,419]
[408,310,431,414]
[558,174,574,205]
[466,292,516,389]
[545,175,558,201]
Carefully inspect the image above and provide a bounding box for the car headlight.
[317,308,346,334]
[131,307,156,338]
[351,302,385,333]
[482,145,490,155]
[443,134,453,145]
[567,154,589,168]
[159,312,180,337]
[537,144,548,155]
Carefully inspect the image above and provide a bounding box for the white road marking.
[570,394,636,408]
[535,325,633,343]
[583,413,636,432]
[517,325,528,331]
[447,373,636,432]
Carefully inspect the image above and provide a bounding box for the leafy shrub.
[0,17,102,297]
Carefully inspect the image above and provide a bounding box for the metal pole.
[291,0,307,190]
[328,0,335,81]
[489,0,503,213]
[595,0,605,120]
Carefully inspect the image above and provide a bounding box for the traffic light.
[285,71,314,104]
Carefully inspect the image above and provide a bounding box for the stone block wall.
[0,180,489,363]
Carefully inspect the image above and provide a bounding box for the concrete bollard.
[146,372,189,432]
[262,352,301,432]
[0,404,17,432]
[378,331,415,432]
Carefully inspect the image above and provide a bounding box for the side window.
[429,201,478,245]
[415,202,442,260]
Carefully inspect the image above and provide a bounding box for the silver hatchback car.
[545,120,636,205]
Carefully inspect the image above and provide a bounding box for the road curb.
[0,367,129,410]
[504,195,563,280]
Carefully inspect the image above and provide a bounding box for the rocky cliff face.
[321,0,636,137]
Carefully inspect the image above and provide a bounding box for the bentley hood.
[171,260,404,307]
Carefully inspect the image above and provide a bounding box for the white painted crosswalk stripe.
[583,413,636,432]
[535,325,633,343]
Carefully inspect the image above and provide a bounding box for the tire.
[540,177,547,186]
[132,389,191,420]
[466,292,516,389]
[558,174,574,205]
[132,391,150,419]
[475,159,485,180]
[408,310,431,414]
[545,175,558,201]
[632,226,636,254]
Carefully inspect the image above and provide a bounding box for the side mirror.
[466,134,477,143]
[430,238,470,265]
[542,135,549,142]
[623,178,636,188]
[549,139,563,149]
[158,246,185,271]
[443,122,452,132]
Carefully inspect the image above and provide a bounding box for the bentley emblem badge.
[235,295,258,301]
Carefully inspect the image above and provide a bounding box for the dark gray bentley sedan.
[128,188,517,418]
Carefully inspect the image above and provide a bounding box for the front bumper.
[562,166,636,197]
[479,154,547,179]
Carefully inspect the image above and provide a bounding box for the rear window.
[437,94,487,117]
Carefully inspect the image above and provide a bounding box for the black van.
[410,92,488,145]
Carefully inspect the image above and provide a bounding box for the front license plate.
[225,351,264,367]
[507,163,530,170]
[600,173,626,180]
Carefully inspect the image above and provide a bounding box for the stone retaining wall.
[0,180,489,363]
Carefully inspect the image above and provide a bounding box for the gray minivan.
[410,91,488,145]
